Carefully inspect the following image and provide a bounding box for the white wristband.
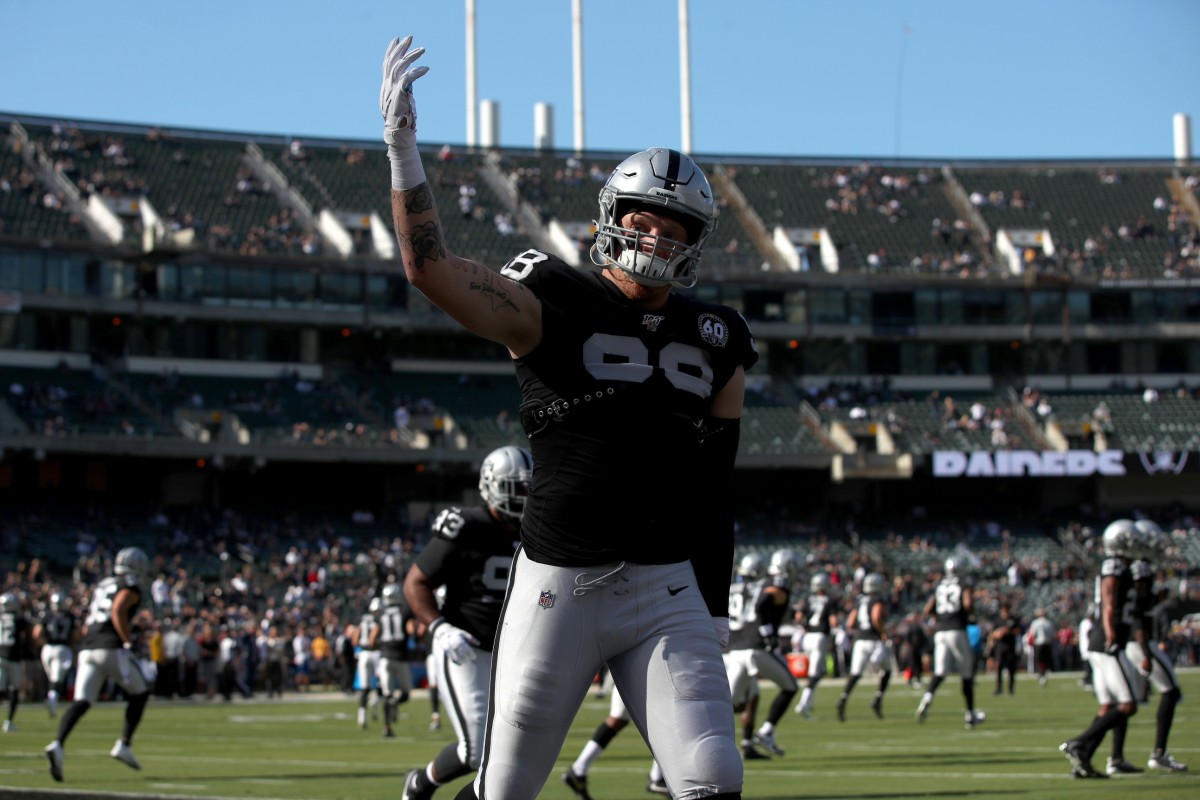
[388,144,427,191]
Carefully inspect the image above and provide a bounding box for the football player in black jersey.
[352,596,384,731]
[915,556,985,727]
[44,547,153,782]
[376,581,415,739]
[1127,520,1185,772]
[724,550,798,756]
[793,571,836,718]
[33,591,79,718]
[382,35,754,800]
[1,591,32,732]
[402,446,530,800]
[1059,520,1141,779]
[837,572,894,721]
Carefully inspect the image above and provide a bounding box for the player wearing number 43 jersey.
[402,446,530,800]
[44,547,153,782]
[382,32,756,800]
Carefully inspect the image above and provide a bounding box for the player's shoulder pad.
[1100,557,1128,578]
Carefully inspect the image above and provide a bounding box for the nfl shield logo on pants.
[538,590,556,609]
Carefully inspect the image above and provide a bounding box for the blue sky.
[3,0,1197,160]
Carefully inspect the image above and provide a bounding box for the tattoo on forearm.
[469,269,519,312]
[405,221,446,271]
[403,183,435,215]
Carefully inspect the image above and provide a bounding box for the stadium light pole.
[572,0,585,155]
[679,0,693,155]
[466,0,478,148]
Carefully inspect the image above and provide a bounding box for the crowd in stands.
[1,498,1197,706]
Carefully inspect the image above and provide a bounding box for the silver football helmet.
[49,591,65,611]
[768,549,801,581]
[944,556,968,578]
[863,572,887,596]
[1133,519,1165,560]
[737,553,766,580]
[381,582,403,607]
[114,546,151,586]
[479,445,533,523]
[1102,519,1138,559]
[368,596,382,614]
[0,591,19,613]
[810,572,830,593]
[591,147,716,288]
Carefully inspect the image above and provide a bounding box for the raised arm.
[381,36,541,357]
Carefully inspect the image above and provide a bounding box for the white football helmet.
[863,572,887,596]
[591,147,716,288]
[479,445,533,524]
[381,582,403,607]
[114,546,151,586]
[1102,519,1138,559]
[737,553,766,580]
[810,572,830,593]
[0,592,19,613]
[768,549,800,581]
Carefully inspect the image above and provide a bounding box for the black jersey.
[414,504,520,651]
[80,574,141,650]
[0,612,32,661]
[499,252,758,568]
[1087,558,1135,652]
[40,610,76,646]
[1129,559,1155,635]
[992,612,1020,653]
[377,603,412,660]
[931,577,970,632]
[851,595,886,641]
[727,578,769,651]
[798,592,833,635]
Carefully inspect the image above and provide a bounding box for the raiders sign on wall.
[932,450,1195,478]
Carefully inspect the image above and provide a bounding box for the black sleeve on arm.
[690,417,741,618]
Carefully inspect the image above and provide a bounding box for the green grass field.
[1,670,1196,799]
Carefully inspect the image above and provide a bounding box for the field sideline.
[0,670,1196,800]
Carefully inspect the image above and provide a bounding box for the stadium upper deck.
[1,112,1198,511]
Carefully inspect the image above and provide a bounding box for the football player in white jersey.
[382,34,754,800]
[0,591,32,732]
[837,572,894,721]
[44,547,153,782]
[402,446,530,800]
[793,571,836,718]
[1127,520,1186,772]
[1060,520,1141,779]
[915,556,985,727]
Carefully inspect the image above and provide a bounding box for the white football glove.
[432,619,479,665]
[712,617,730,648]
[380,35,430,190]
